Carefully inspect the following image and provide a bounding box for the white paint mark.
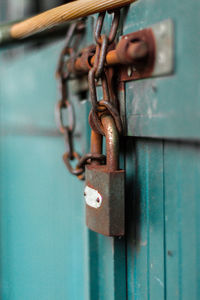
[158,52,166,64]
[159,24,167,37]
[155,276,164,287]
[147,107,153,119]
[84,186,102,208]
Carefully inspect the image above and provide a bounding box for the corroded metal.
[56,23,86,179]
[66,45,96,75]
[101,115,119,171]
[85,115,125,236]
[88,13,123,136]
[90,130,103,166]
[88,10,120,114]
[66,39,149,75]
[65,22,172,83]
[94,10,120,45]
[85,164,125,236]
[117,28,156,82]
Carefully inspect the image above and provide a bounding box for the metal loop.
[95,12,106,45]
[89,109,105,136]
[89,101,123,136]
[56,22,88,180]
[88,68,98,112]
[63,127,74,160]
[101,73,110,102]
[63,152,106,180]
[95,35,109,78]
[88,71,110,113]
[107,10,120,44]
[95,10,120,45]
[99,100,122,134]
[55,99,75,134]
[89,11,120,113]
[63,152,84,177]
[56,22,77,79]
[76,153,106,169]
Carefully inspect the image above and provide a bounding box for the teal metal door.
[1,0,200,299]
[0,43,89,299]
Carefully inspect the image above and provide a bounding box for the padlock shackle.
[101,115,119,171]
[90,130,102,165]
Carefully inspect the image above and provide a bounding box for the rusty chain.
[55,21,106,180]
[56,12,122,180]
[88,10,123,136]
[56,22,85,178]
[55,22,79,161]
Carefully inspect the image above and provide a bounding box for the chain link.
[95,10,120,45]
[56,21,107,180]
[55,22,87,179]
[88,10,122,136]
[56,12,122,180]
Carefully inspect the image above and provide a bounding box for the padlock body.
[85,165,125,236]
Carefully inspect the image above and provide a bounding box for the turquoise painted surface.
[122,2,200,298]
[125,138,200,300]
[122,0,200,139]
[1,1,200,299]
[0,42,89,300]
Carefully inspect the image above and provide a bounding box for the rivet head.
[127,67,132,77]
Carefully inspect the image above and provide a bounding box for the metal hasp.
[119,19,174,82]
[66,19,174,82]
[85,115,125,236]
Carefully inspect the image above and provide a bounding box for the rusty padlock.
[84,114,125,236]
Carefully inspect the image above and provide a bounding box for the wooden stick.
[10,0,134,39]
[0,20,74,46]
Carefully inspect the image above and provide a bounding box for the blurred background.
[0,0,67,58]
[0,1,89,299]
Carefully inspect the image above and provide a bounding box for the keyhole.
[96,197,100,203]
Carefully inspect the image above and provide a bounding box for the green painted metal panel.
[0,42,89,300]
[126,138,200,300]
[126,139,165,299]
[164,141,200,300]
[1,0,200,299]
[122,0,200,139]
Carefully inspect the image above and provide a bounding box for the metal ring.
[76,153,106,169]
[88,68,98,112]
[89,101,123,136]
[56,47,75,79]
[88,71,110,113]
[95,35,109,78]
[95,10,120,45]
[108,10,120,44]
[63,127,74,160]
[95,12,106,45]
[55,99,75,134]
[63,151,84,176]
[99,100,123,134]
[89,109,105,136]
[89,110,103,135]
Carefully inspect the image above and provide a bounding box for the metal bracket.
[118,19,174,82]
